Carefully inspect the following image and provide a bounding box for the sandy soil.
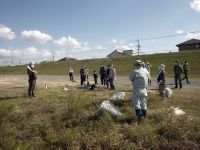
[0,75,199,90]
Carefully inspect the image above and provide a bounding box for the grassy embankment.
[0,82,200,149]
[0,51,200,78]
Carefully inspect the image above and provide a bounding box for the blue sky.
[0,0,200,65]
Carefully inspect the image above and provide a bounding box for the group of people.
[26,60,190,122]
[130,59,190,121]
[174,60,190,89]
[67,64,117,90]
[99,64,116,90]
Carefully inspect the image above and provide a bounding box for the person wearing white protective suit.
[27,62,37,98]
[129,60,149,120]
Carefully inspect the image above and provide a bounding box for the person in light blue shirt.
[129,60,149,120]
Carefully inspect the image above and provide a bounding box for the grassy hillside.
[0,51,200,78]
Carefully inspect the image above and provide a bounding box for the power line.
[1,30,200,65]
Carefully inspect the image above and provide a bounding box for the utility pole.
[11,56,14,66]
[137,39,140,56]
[53,51,54,61]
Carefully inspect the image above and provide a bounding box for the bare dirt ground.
[0,75,199,92]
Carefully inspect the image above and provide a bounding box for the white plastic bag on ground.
[174,107,186,115]
[64,87,69,91]
[100,100,122,116]
[168,106,186,115]
[111,92,125,101]
[165,87,173,98]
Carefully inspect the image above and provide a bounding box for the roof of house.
[57,57,76,61]
[107,49,134,57]
[107,50,123,57]
[176,39,200,47]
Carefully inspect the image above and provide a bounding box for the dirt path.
[0,75,199,89]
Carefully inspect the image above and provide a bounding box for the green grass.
[0,84,200,149]
[0,51,200,78]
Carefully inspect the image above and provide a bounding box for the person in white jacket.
[129,60,149,120]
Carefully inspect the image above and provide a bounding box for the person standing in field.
[99,64,106,86]
[141,61,151,85]
[80,66,86,86]
[145,62,152,85]
[129,60,149,120]
[85,66,89,80]
[68,66,74,81]
[108,64,116,90]
[105,65,110,89]
[182,61,190,84]
[174,60,183,89]
[27,62,37,98]
[157,64,166,100]
[93,70,98,85]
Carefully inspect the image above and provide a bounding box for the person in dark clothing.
[27,62,37,98]
[174,60,183,89]
[182,61,190,84]
[105,65,110,89]
[99,64,106,86]
[157,64,166,100]
[68,66,74,81]
[93,70,98,85]
[80,66,86,86]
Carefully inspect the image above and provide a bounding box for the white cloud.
[190,0,200,13]
[0,25,16,40]
[21,30,53,44]
[185,32,200,39]
[0,47,52,59]
[112,38,123,44]
[112,39,118,44]
[53,36,90,52]
[95,45,108,50]
[176,30,184,34]
[117,45,131,50]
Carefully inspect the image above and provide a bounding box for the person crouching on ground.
[93,70,98,85]
[27,62,37,98]
[157,64,166,100]
[129,60,149,121]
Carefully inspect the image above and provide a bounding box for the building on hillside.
[107,49,134,58]
[176,39,200,52]
[57,57,77,62]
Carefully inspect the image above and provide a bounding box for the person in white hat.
[129,60,149,120]
[157,64,166,100]
[27,61,37,98]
